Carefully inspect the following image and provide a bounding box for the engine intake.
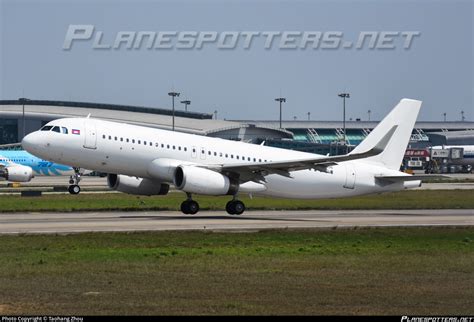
[174,165,238,195]
[107,174,169,196]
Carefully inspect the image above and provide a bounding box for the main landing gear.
[68,167,82,195]
[181,193,200,215]
[180,194,246,215]
[226,199,245,215]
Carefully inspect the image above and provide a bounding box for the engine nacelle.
[0,165,34,182]
[174,165,239,195]
[147,158,186,182]
[107,174,169,196]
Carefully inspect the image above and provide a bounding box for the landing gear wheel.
[181,201,190,214]
[226,201,236,215]
[226,200,245,215]
[68,184,81,195]
[181,200,199,215]
[233,200,245,215]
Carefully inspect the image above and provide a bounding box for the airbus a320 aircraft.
[22,99,426,215]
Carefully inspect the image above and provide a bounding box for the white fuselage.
[23,118,412,199]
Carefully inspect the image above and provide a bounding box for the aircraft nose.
[21,132,40,153]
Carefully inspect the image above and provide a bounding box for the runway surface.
[0,209,472,234]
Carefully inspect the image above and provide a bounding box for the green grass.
[0,227,473,315]
[0,190,473,212]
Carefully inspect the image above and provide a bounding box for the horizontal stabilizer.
[375,174,448,183]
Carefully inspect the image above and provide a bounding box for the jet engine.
[173,165,239,195]
[107,174,169,196]
[0,165,34,182]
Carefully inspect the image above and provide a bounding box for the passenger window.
[52,126,60,133]
[138,140,141,144]
[155,143,159,147]
[120,138,123,142]
[161,144,164,148]
[114,137,117,141]
[102,135,106,139]
[149,142,152,146]
[132,139,135,143]
[167,145,170,149]
[184,147,187,151]
[173,146,176,150]
[109,136,112,140]
[179,146,182,151]
[126,138,130,143]
[62,127,68,134]
[144,141,147,145]
[214,152,217,156]
[236,156,239,160]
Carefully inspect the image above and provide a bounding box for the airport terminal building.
[1,99,473,154]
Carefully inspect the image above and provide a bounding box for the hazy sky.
[1,0,472,121]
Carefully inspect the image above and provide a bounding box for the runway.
[0,209,472,234]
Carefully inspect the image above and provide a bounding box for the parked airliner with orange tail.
[22,99,428,215]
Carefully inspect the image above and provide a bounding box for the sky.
[0,0,473,122]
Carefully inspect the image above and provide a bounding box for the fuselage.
[22,118,412,199]
[0,150,75,176]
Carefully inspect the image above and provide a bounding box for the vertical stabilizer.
[350,99,422,170]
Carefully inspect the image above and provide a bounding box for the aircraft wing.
[207,125,398,183]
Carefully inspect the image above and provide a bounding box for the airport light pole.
[461,110,465,122]
[181,100,191,112]
[307,112,311,121]
[214,110,218,120]
[275,97,286,129]
[168,91,180,131]
[368,109,371,121]
[443,112,446,122]
[19,97,30,140]
[338,93,350,153]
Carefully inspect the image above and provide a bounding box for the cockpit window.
[40,126,53,131]
[62,127,68,134]
[52,126,61,133]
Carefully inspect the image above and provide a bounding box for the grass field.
[0,227,473,315]
[0,189,473,212]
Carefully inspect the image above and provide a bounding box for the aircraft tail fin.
[350,98,422,170]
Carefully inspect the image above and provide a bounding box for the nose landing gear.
[68,167,82,195]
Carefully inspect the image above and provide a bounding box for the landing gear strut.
[226,199,245,215]
[181,193,199,215]
[68,167,82,195]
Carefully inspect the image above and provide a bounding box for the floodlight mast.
[275,97,286,129]
[168,91,180,131]
[181,100,191,112]
[338,93,350,152]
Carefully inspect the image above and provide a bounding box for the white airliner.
[22,98,427,215]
